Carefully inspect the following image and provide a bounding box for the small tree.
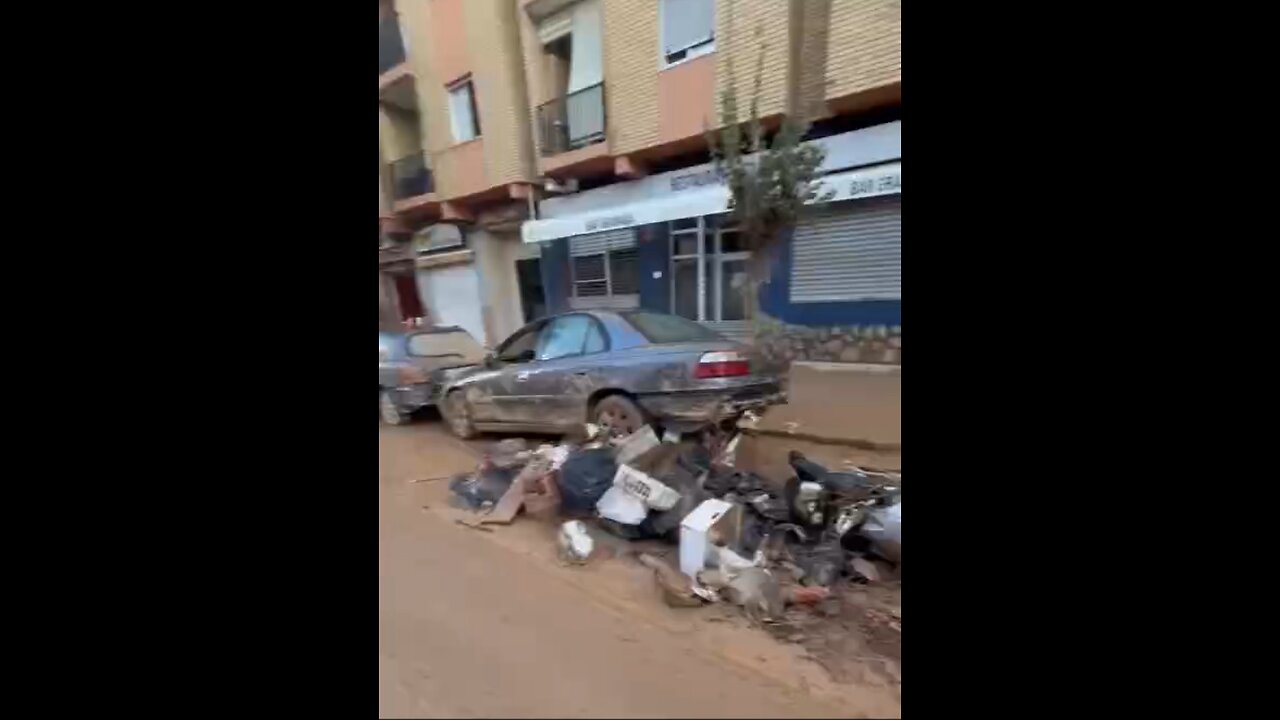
[705,0,829,344]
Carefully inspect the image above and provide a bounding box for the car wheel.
[441,390,478,439]
[380,390,409,426]
[594,394,646,437]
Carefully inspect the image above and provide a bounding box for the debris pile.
[445,423,901,677]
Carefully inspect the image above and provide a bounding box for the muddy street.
[378,419,899,718]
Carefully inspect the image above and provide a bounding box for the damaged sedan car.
[436,310,786,439]
[378,326,489,425]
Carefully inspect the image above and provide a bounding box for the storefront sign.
[523,159,901,244]
[584,213,637,232]
[817,162,902,203]
[669,167,725,192]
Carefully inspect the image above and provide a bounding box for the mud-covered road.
[378,419,900,718]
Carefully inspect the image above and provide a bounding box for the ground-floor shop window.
[670,215,751,323]
[569,229,639,308]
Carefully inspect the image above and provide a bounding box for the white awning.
[521,161,901,244]
[522,184,729,243]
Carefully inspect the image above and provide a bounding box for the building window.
[572,246,639,299]
[535,0,606,154]
[660,0,715,66]
[670,215,751,323]
[447,78,481,143]
[573,254,608,297]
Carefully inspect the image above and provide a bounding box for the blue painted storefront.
[757,224,901,328]
[540,220,900,330]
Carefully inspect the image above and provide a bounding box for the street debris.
[679,499,741,578]
[785,585,831,606]
[441,420,901,683]
[596,485,649,525]
[614,424,660,466]
[848,556,883,584]
[408,474,453,484]
[455,518,494,532]
[556,447,618,514]
[859,500,901,563]
[723,567,784,622]
[448,467,517,511]
[558,520,595,564]
[639,553,703,608]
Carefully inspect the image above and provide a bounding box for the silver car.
[378,326,488,425]
[437,310,786,439]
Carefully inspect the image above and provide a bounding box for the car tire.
[380,389,409,426]
[593,394,647,437]
[441,390,478,439]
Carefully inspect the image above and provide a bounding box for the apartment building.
[517,0,902,362]
[380,0,902,363]
[377,0,544,344]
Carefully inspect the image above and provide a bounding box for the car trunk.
[636,340,768,372]
[405,328,487,374]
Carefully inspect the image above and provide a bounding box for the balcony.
[389,152,434,201]
[378,14,407,76]
[536,82,606,157]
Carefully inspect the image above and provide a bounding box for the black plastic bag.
[556,448,618,514]
[448,466,518,510]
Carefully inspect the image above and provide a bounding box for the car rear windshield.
[406,329,486,364]
[622,311,723,344]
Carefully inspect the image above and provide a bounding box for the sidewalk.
[755,362,901,449]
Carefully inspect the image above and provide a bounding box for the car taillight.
[397,366,429,385]
[695,351,750,379]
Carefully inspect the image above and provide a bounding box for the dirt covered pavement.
[379,420,901,718]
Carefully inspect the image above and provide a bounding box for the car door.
[471,321,544,423]
[499,314,606,426]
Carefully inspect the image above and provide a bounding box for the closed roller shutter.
[416,263,487,345]
[790,196,901,303]
[569,228,636,256]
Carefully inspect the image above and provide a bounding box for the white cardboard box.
[679,499,742,580]
[612,464,681,511]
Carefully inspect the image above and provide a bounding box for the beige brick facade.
[384,0,534,202]
[825,0,901,102]
[789,0,832,122]
[715,0,791,122]
[464,0,536,187]
[604,0,660,155]
[394,0,450,158]
[382,0,900,202]
[517,3,551,158]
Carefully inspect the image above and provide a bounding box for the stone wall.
[755,315,901,366]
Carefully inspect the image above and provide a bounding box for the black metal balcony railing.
[378,14,407,75]
[389,153,434,200]
[537,82,606,157]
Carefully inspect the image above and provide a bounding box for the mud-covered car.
[436,310,786,439]
[378,326,488,425]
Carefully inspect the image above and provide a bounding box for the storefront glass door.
[669,215,751,324]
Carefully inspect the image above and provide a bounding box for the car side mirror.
[483,352,498,369]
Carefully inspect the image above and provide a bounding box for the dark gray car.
[437,310,786,439]
[379,327,488,425]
